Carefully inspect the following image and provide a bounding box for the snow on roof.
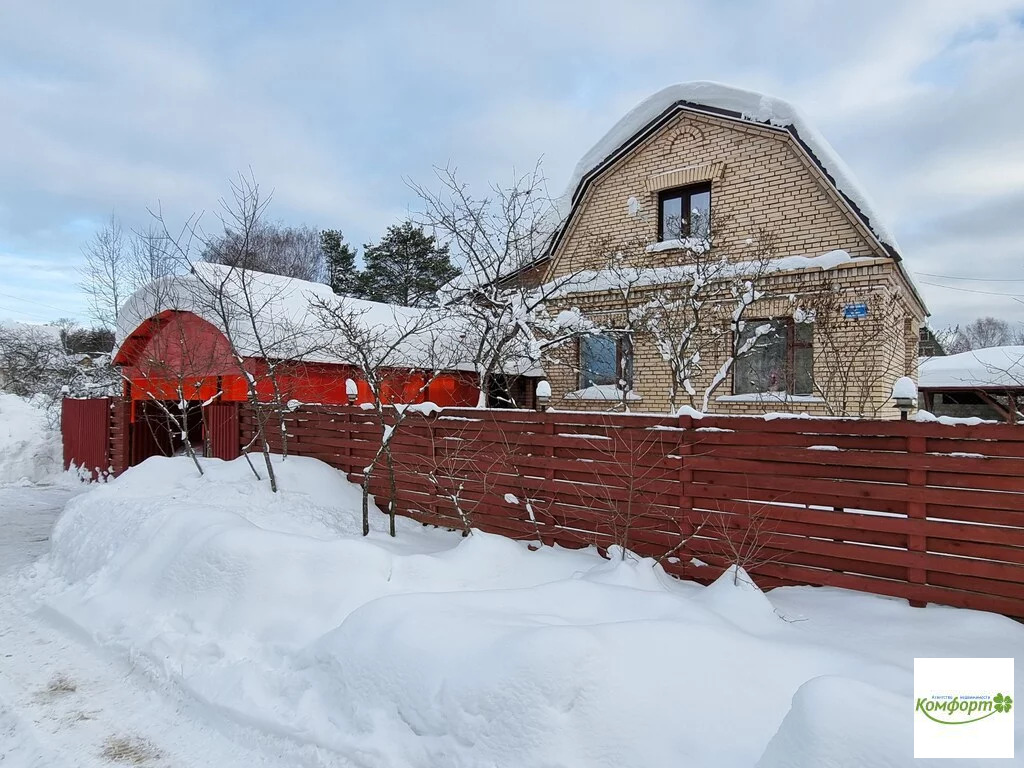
[115,264,481,371]
[539,248,871,299]
[0,320,63,342]
[918,346,1024,390]
[559,81,900,252]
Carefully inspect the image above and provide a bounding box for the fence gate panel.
[205,402,240,461]
[61,398,110,480]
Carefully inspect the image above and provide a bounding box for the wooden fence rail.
[237,404,1024,618]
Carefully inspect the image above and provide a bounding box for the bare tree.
[400,413,509,537]
[412,162,587,407]
[643,223,779,412]
[0,324,69,398]
[115,305,223,476]
[942,316,1015,353]
[804,283,907,417]
[203,221,326,283]
[128,226,175,288]
[80,214,131,329]
[700,497,788,585]
[547,209,783,413]
[310,295,458,535]
[149,172,326,490]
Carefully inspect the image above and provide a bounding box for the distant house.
[918,326,947,358]
[918,346,1024,423]
[528,82,927,417]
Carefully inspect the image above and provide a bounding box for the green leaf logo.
[993,693,1013,713]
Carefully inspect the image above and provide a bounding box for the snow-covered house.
[533,82,927,417]
[918,346,1024,423]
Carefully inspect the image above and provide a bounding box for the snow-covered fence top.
[240,404,1024,619]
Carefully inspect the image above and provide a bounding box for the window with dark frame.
[658,183,711,242]
[732,319,813,396]
[578,333,633,390]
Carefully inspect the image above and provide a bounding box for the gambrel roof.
[557,81,899,253]
[547,81,927,315]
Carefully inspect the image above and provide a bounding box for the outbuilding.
[113,264,486,462]
[918,346,1024,423]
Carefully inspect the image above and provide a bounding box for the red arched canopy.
[116,310,480,407]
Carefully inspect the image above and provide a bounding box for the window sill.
[645,238,709,254]
[564,385,642,401]
[716,392,824,404]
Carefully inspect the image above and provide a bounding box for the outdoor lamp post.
[345,378,358,405]
[891,376,918,421]
[535,380,551,412]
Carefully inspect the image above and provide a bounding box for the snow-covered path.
[0,483,351,768]
[0,485,77,574]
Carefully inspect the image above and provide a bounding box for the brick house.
[531,82,927,417]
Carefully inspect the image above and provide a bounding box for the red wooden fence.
[205,403,240,461]
[61,398,112,480]
[241,404,1024,618]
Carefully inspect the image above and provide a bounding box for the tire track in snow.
[0,484,356,768]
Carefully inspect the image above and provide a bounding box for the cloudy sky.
[2,1,1023,329]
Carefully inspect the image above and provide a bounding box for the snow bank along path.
[25,455,1024,766]
[0,393,63,485]
[1,483,317,768]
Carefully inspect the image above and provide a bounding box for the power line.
[916,280,1024,298]
[0,304,52,322]
[915,271,1024,283]
[0,290,74,315]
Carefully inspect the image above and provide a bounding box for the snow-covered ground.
[0,393,63,485]
[0,452,1019,767]
[1,483,301,768]
[0,401,342,767]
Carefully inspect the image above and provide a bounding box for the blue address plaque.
[843,302,869,319]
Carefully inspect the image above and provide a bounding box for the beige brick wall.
[541,108,924,417]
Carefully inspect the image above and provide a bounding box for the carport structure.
[109,264,483,467]
[918,346,1024,424]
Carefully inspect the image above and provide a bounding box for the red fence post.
[541,413,557,547]
[676,412,695,576]
[108,398,129,476]
[906,433,928,607]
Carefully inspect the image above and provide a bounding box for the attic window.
[658,183,711,241]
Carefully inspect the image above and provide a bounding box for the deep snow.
[0,394,63,486]
[16,454,1023,767]
[1,482,327,768]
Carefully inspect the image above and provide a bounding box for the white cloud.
[0,1,1022,330]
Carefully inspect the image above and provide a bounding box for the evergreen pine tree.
[360,221,460,306]
[320,229,360,296]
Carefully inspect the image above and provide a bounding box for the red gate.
[205,402,239,460]
[62,398,111,480]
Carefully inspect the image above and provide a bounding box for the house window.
[658,183,711,241]
[733,319,813,395]
[579,333,633,389]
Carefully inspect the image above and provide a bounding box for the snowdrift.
[36,455,1024,767]
[0,393,62,485]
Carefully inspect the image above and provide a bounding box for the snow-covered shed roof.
[115,264,481,372]
[918,347,1024,390]
[556,81,900,253]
